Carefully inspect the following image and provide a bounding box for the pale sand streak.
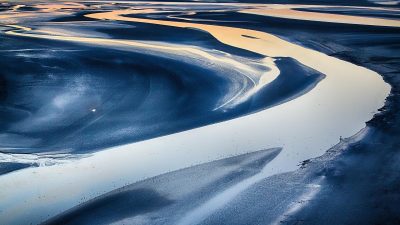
[34,2,87,12]
[0,13,35,22]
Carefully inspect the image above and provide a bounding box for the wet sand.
[0,1,397,224]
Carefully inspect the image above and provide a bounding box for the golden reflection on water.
[83,7,383,97]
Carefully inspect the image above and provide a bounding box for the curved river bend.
[0,2,393,225]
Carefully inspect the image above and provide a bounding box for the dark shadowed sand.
[43,148,281,225]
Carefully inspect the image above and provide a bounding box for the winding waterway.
[0,1,393,224]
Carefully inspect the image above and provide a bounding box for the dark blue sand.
[296,7,400,20]
[43,148,281,225]
[0,162,34,175]
[0,26,322,154]
[44,189,174,225]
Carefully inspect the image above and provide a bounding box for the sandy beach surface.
[0,0,399,224]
